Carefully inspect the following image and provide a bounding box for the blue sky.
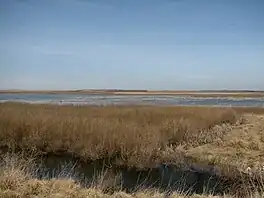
[1,0,264,90]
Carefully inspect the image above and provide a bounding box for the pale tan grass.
[0,103,239,168]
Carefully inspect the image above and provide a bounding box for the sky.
[1,0,264,90]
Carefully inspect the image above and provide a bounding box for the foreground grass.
[0,103,264,176]
[0,155,263,198]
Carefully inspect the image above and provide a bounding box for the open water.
[0,93,263,107]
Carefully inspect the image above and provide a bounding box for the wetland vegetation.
[0,102,264,197]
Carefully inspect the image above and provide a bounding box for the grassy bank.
[0,103,264,176]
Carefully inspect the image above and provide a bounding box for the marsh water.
[27,154,236,195]
[1,151,259,196]
[0,93,264,107]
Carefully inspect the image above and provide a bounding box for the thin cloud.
[30,45,74,56]
[41,50,73,56]
[186,75,213,80]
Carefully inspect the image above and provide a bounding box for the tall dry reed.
[0,103,240,166]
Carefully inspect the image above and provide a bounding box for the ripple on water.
[0,93,264,107]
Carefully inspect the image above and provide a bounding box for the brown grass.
[232,107,264,115]
[0,102,240,166]
[1,103,264,197]
[0,103,264,177]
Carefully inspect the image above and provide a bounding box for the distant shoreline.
[0,89,264,98]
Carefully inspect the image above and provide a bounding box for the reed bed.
[0,102,240,166]
[0,103,264,173]
[1,103,264,197]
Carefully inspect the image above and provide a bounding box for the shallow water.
[1,150,261,196]
[33,154,232,195]
[0,93,264,107]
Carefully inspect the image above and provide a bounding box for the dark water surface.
[0,93,264,107]
[1,151,261,196]
[32,154,235,195]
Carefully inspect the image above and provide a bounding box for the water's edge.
[1,151,261,196]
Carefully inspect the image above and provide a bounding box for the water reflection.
[34,154,236,195]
